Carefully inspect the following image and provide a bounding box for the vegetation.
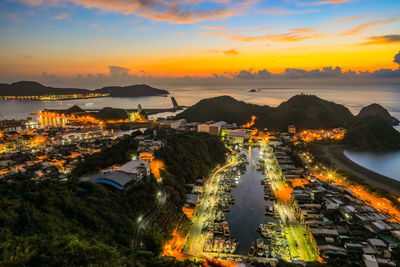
[258,94,354,131]
[0,175,161,265]
[156,131,227,205]
[357,103,399,125]
[94,107,129,121]
[174,95,273,124]
[94,84,169,97]
[0,81,168,98]
[0,81,89,96]
[176,94,354,131]
[0,130,226,265]
[71,133,139,177]
[344,116,400,148]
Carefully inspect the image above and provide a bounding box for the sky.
[0,0,400,87]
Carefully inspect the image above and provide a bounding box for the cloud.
[232,27,325,42]
[338,18,397,36]
[208,48,239,55]
[223,49,239,55]
[0,11,25,22]
[4,62,400,90]
[232,66,400,79]
[361,34,400,45]
[22,55,34,59]
[108,66,130,77]
[52,13,69,20]
[200,26,227,30]
[200,31,232,36]
[395,51,400,66]
[16,0,258,24]
[314,0,350,5]
[298,0,351,6]
[260,7,318,16]
[334,15,364,23]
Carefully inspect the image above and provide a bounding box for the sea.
[1,82,400,181]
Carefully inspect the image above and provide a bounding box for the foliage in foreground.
[0,176,159,265]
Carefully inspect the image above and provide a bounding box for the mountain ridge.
[0,81,168,98]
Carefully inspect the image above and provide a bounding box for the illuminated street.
[184,156,238,256]
[182,140,318,263]
[262,141,318,262]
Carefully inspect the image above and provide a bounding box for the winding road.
[134,179,166,248]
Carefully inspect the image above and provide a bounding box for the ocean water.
[1,83,399,121]
[1,82,400,180]
[344,150,400,182]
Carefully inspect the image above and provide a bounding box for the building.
[288,125,296,134]
[171,119,186,129]
[138,140,163,152]
[92,159,150,190]
[139,151,155,162]
[197,124,220,135]
[225,129,252,143]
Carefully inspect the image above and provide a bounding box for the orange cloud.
[361,35,400,45]
[232,27,325,42]
[200,31,232,36]
[338,18,397,36]
[223,49,239,55]
[52,13,69,20]
[208,49,239,55]
[315,0,350,4]
[200,26,228,30]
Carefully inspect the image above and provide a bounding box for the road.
[134,179,166,248]
[262,142,317,262]
[184,157,238,256]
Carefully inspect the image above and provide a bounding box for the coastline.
[320,144,400,196]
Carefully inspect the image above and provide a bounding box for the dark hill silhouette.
[357,103,399,126]
[174,95,273,124]
[0,81,168,98]
[65,105,85,114]
[94,84,168,97]
[257,94,355,131]
[0,81,89,96]
[94,107,129,121]
[344,116,400,148]
[176,94,354,131]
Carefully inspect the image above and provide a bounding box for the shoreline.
[320,144,400,196]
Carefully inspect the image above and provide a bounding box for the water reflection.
[344,149,400,181]
[226,146,271,254]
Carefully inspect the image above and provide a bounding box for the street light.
[138,216,142,222]
[157,192,161,197]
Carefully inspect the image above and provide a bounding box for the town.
[1,104,399,267]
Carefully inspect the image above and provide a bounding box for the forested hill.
[257,94,355,131]
[175,94,355,131]
[357,103,400,125]
[0,81,168,98]
[156,131,227,205]
[94,84,169,97]
[0,81,89,96]
[174,95,273,124]
[344,116,400,149]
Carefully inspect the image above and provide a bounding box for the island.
[0,81,169,100]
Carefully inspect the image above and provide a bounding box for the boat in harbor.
[223,221,230,237]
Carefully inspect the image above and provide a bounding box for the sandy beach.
[320,145,400,196]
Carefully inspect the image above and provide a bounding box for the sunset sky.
[1,0,400,81]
